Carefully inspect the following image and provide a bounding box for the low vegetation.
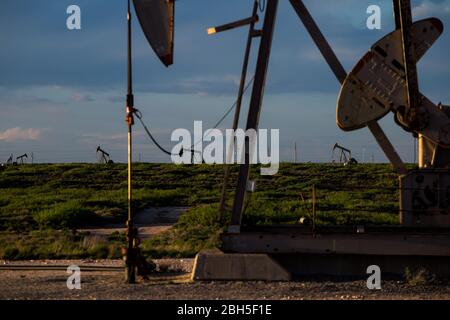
[404,267,437,286]
[0,163,407,260]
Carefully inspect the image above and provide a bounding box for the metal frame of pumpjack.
[228,0,420,232]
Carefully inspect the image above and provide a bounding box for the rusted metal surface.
[396,0,426,131]
[400,169,450,227]
[221,228,450,256]
[336,18,443,132]
[133,0,175,66]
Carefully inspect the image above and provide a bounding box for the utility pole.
[294,142,298,163]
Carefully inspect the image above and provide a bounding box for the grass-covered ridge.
[0,163,404,259]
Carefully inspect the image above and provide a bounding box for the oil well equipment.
[129,0,450,280]
[332,143,357,165]
[96,146,114,164]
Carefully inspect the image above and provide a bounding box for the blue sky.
[1,0,450,163]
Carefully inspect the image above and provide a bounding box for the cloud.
[177,74,241,93]
[413,1,450,19]
[71,92,94,103]
[0,127,43,142]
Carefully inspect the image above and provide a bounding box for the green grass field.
[0,163,406,260]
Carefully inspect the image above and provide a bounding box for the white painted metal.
[337,18,443,131]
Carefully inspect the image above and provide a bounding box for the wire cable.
[134,110,179,156]
[190,75,255,149]
[135,75,255,157]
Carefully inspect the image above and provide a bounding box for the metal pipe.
[125,0,136,284]
[208,15,259,35]
[127,0,133,100]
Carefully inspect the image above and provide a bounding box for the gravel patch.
[1,259,449,300]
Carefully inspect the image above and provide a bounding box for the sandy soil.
[78,207,188,239]
[1,259,450,300]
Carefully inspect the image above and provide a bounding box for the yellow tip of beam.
[207,27,216,35]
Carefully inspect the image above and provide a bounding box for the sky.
[1,0,450,163]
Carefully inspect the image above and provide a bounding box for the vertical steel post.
[396,0,423,129]
[393,0,401,29]
[125,0,136,284]
[218,0,260,222]
[393,0,424,166]
[229,0,279,230]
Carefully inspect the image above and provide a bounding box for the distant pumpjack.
[6,154,13,166]
[16,154,28,165]
[332,143,357,165]
[96,146,114,164]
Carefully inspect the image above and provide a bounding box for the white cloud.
[413,1,450,19]
[0,127,43,142]
[179,74,241,90]
[71,92,94,103]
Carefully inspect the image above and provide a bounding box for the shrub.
[33,200,98,229]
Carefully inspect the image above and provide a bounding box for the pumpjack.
[16,154,27,165]
[6,154,13,166]
[132,0,450,279]
[332,143,357,165]
[96,146,114,164]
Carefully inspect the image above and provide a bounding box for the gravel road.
[1,259,449,300]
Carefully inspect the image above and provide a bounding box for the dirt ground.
[78,207,188,239]
[2,208,449,300]
[1,259,450,300]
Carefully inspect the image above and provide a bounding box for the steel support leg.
[229,0,279,230]
[219,0,260,222]
[396,0,423,129]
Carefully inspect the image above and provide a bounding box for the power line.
[134,75,255,157]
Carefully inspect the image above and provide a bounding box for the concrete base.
[275,254,450,279]
[192,250,450,281]
[192,228,450,281]
[191,250,291,281]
